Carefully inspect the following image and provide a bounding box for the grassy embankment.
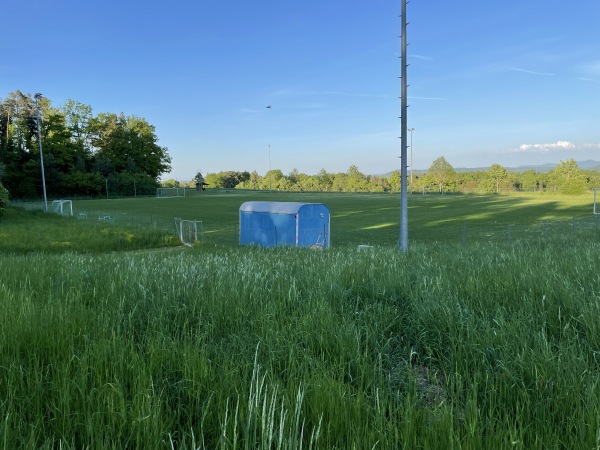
[1,193,599,448]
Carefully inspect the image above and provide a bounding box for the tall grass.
[0,207,180,253]
[1,234,600,448]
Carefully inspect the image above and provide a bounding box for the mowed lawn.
[71,190,596,247]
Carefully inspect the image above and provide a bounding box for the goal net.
[157,187,186,198]
[174,218,203,246]
[52,200,73,216]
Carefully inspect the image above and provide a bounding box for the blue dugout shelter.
[239,201,330,248]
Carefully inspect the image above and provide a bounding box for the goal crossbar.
[157,187,187,198]
[52,200,73,216]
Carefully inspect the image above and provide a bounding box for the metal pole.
[268,144,272,192]
[34,93,48,212]
[408,128,414,193]
[399,0,409,251]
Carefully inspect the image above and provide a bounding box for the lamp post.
[34,93,48,212]
[408,128,414,193]
[399,0,408,251]
[268,144,272,192]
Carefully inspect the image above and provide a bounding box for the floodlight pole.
[268,144,272,192]
[34,93,48,212]
[399,0,409,251]
[408,128,414,193]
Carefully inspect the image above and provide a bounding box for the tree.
[519,170,539,192]
[161,179,179,188]
[388,170,400,192]
[317,169,333,191]
[94,113,171,179]
[0,181,8,219]
[547,159,587,194]
[487,163,508,193]
[428,156,455,193]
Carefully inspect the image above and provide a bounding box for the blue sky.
[2,0,599,181]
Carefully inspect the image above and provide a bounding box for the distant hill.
[380,160,600,177]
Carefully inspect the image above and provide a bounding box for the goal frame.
[174,218,203,246]
[157,187,187,198]
[52,199,73,216]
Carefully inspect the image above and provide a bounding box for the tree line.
[165,158,598,195]
[0,90,172,200]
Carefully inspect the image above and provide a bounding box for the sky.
[2,0,599,181]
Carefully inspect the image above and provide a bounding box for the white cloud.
[409,96,447,101]
[410,54,434,61]
[583,143,600,149]
[516,141,576,153]
[509,67,556,76]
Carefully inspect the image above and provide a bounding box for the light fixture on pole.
[408,128,414,193]
[34,93,48,212]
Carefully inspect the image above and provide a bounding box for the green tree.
[519,170,539,192]
[548,159,588,194]
[161,179,179,188]
[428,156,455,193]
[95,113,171,179]
[388,170,400,192]
[487,163,509,193]
[0,181,8,219]
[317,169,333,191]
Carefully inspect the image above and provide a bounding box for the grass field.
[68,190,596,248]
[1,192,600,449]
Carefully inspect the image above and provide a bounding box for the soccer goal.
[52,200,73,216]
[157,187,186,198]
[174,218,203,246]
[595,188,600,215]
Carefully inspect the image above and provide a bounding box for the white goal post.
[52,200,73,216]
[174,218,203,246]
[157,187,186,198]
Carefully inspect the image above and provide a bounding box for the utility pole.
[268,144,272,192]
[34,93,48,212]
[408,128,414,193]
[399,0,409,251]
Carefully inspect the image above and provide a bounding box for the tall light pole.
[266,105,273,193]
[408,128,414,193]
[34,93,48,212]
[268,144,272,192]
[399,0,409,251]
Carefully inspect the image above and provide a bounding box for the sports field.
[1,192,599,449]
[71,190,595,247]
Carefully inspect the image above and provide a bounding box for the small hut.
[239,201,330,248]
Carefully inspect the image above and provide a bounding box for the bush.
[0,182,9,219]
